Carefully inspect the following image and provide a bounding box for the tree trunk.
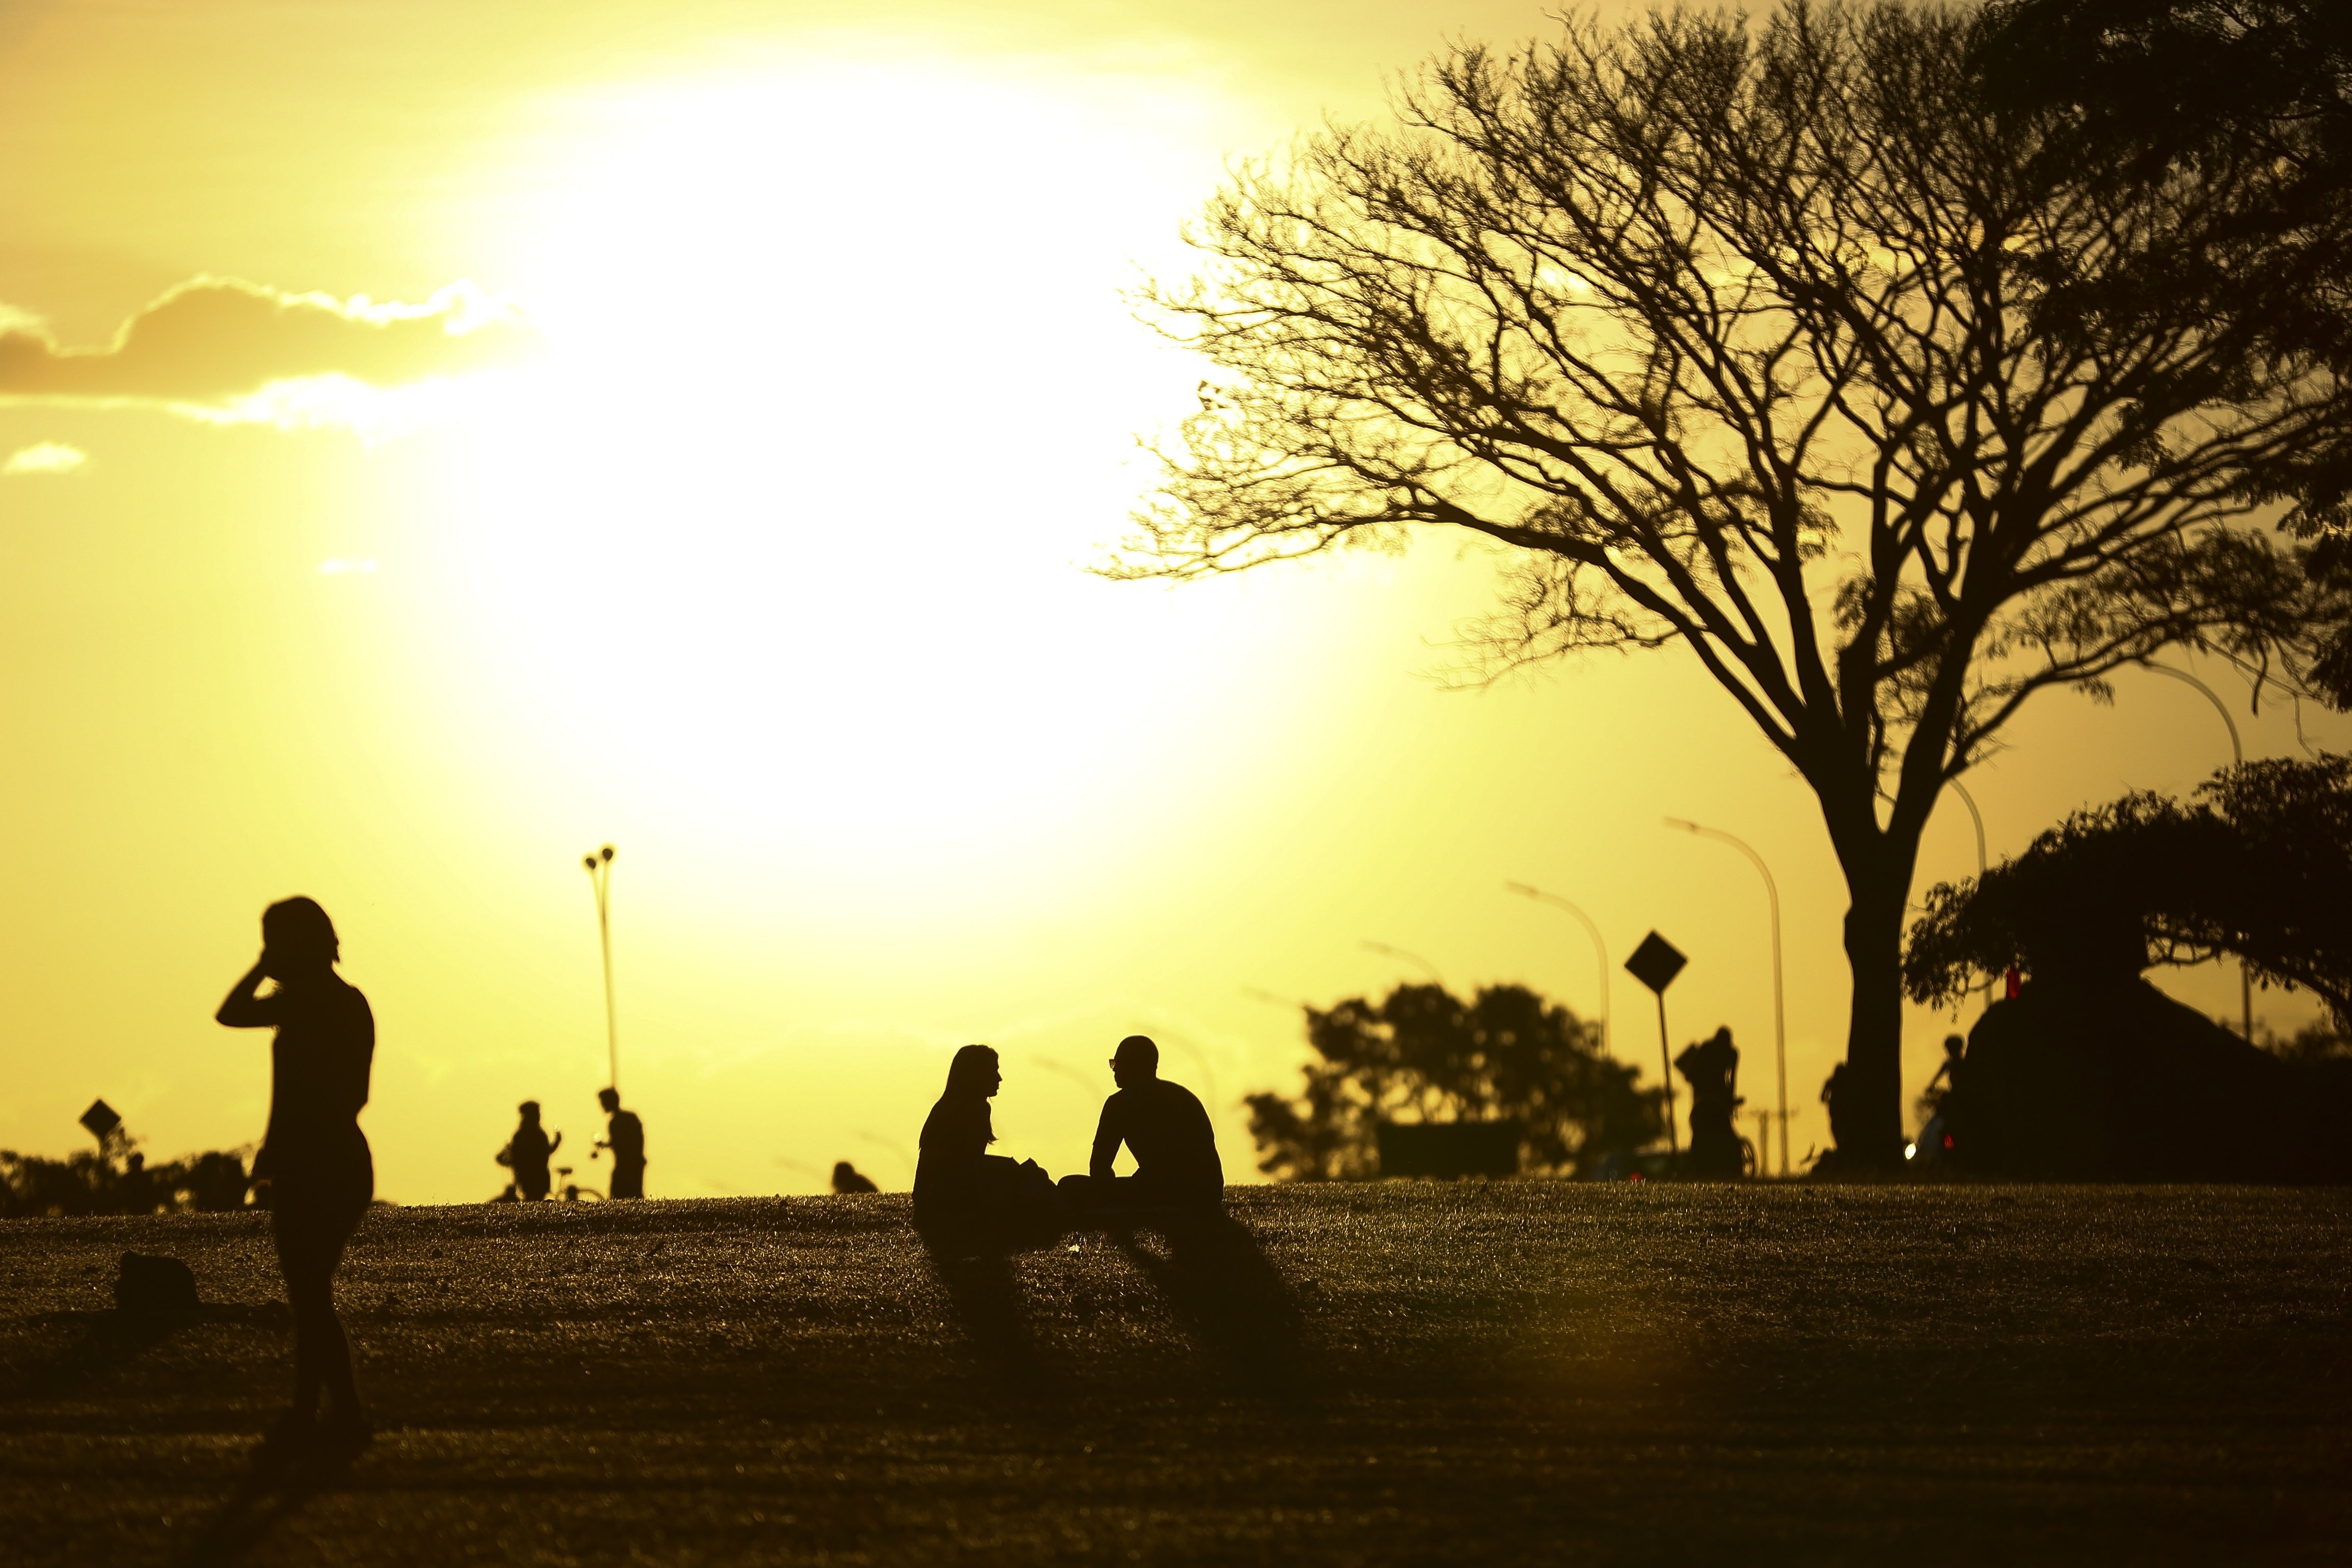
[1833,857,1914,1173]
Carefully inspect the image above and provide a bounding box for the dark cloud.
[0,277,536,403]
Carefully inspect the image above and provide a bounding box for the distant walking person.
[596,1088,645,1199]
[215,896,374,1457]
[1059,1035,1223,1212]
[497,1102,560,1202]
[831,1160,879,1194]
[914,1044,1062,1248]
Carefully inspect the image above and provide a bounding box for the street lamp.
[1504,881,1611,1056]
[1362,940,1444,985]
[1663,818,1789,1177]
[1944,777,1992,1005]
[583,844,619,1094]
[2147,663,2254,1042]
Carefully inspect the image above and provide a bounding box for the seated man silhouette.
[831,1160,879,1194]
[595,1088,645,1199]
[1059,1035,1223,1213]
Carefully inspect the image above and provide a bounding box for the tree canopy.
[1243,982,1660,1180]
[1973,0,2352,699]
[1904,753,2352,1020]
[1122,1,2352,1165]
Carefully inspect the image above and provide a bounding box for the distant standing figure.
[498,1102,560,1202]
[596,1088,645,1200]
[1059,1035,1223,1212]
[1675,1026,1745,1179]
[216,896,374,1456]
[831,1160,879,1194]
[118,1151,157,1215]
[914,1044,1062,1248]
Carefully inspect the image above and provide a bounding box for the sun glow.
[426,55,1294,869]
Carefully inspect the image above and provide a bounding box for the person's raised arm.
[215,958,279,1029]
[1090,1097,1123,1183]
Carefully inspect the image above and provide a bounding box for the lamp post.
[1664,818,1788,1177]
[583,844,619,1094]
[1362,940,1444,985]
[2146,663,2254,1042]
[1504,881,1611,1056]
[1944,777,1992,1005]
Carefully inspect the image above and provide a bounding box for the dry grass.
[3,1182,2349,1565]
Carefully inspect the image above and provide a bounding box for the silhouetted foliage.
[1906,754,2352,1020]
[1973,1,2352,705]
[1976,2,2350,193]
[1244,983,1658,1180]
[0,1145,253,1218]
[2264,1017,2352,1067]
[1118,1,2352,1169]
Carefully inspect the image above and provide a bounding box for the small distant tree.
[1904,753,2352,1018]
[1119,1,2352,1167]
[2266,1018,2352,1067]
[0,1144,253,1218]
[1245,982,1661,1179]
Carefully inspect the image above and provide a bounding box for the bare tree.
[1115,1,2352,1167]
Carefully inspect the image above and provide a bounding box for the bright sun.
[428,53,1290,869]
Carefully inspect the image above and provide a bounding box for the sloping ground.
[2,1183,2349,1565]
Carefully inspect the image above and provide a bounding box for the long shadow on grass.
[10,1305,282,1401]
[173,1446,359,1568]
[921,1234,1072,1401]
[1106,1211,1308,1392]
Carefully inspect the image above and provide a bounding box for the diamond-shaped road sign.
[1623,933,1688,1157]
[1624,931,1687,995]
[79,1099,122,1144]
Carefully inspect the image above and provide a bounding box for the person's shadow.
[172,1444,361,1567]
[13,1302,286,1402]
[14,1305,348,1567]
[1105,1209,1308,1393]
[920,1230,1072,1401]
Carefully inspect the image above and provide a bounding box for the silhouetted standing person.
[118,1151,156,1215]
[596,1088,645,1199]
[1675,1026,1745,1179]
[1060,1035,1223,1212]
[831,1160,878,1194]
[215,896,373,1457]
[499,1102,560,1202]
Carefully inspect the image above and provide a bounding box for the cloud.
[3,441,87,475]
[0,278,537,410]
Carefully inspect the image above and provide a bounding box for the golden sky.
[4,0,2342,1203]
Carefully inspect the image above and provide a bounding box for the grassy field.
[4,1182,2350,1565]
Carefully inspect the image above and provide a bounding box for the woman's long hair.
[263,896,340,967]
[941,1044,998,1145]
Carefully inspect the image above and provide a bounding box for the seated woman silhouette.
[497,1102,560,1202]
[913,1044,1063,1249]
[215,896,374,1457]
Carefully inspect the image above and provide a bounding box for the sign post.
[1624,932,1688,1155]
